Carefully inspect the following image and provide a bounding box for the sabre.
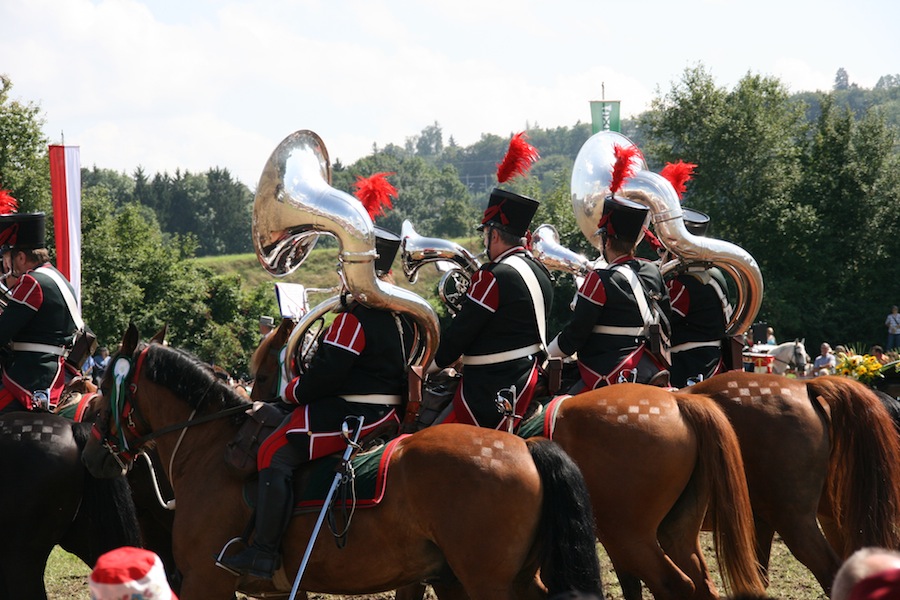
[288,415,364,600]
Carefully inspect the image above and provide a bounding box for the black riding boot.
[221,468,293,579]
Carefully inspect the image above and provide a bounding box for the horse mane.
[768,341,797,356]
[142,343,249,411]
[63,421,143,562]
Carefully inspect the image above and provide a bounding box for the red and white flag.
[49,145,82,306]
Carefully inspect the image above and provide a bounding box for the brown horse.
[249,317,295,402]
[399,384,765,600]
[540,385,765,600]
[251,335,764,600]
[82,324,603,600]
[687,371,900,595]
[57,364,183,593]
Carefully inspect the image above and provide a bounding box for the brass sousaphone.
[252,130,440,376]
[570,131,763,336]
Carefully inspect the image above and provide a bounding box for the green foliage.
[0,75,50,212]
[639,65,900,351]
[332,151,477,238]
[75,187,272,377]
[4,68,900,376]
[84,166,253,257]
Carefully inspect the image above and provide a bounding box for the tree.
[834,68,850,91]
[0,75,50,212]
[639,66,810,339]
[875,74,900,90]
[80,167,135,201]
[639,65,900,351]
[795,95,900,347]
[409,121,444,157]
[198,168,253,255]
[79,186,274,375]
[333,152,475,238]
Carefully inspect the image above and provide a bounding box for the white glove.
[425,359,441,375]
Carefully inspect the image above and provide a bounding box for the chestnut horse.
[57,370,183,593]
[250,333,764,599]
[538,385,765,600]
[82,324,603,600]
[249,317,295,402]
[686,371,900,595]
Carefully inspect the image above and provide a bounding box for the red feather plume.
[609,145,642,195]
[0,189,18,215]
[496,132,540,184]
[659,160,697,200]
[352,172,397,220]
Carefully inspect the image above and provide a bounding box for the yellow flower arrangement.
[835,352,884,385]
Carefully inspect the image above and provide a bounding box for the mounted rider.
[546,145,674,390]
[665,208,733,387]
[428,133,553,431]
[547,191,672,391]
[220,180,414,581]
[0,203,82,415]
[433,188,553,430]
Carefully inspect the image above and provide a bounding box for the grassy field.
[46,533,828,599]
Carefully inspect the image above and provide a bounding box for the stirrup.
[216,541,281,580]
[215,537,245,576]
[647,370,671,388]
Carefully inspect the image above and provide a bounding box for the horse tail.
[808,376,900,555]
[676,394,767,597]
[525,436,603,597]
[72,422,143,559]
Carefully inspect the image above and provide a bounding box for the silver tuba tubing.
[531,223,603,275]
[570,131,648,252]
[619,169,763,337]
[283,294,341,381]
[400,220,482,283]
[570,130,763,337]
[254,130,440,375]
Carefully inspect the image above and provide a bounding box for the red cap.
[89,546,177,599]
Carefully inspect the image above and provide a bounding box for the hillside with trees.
[1,65,898,372]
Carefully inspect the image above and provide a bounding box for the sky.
[2,0,898,189]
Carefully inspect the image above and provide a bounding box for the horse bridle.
[92,345,247,468]
[770,341,807,371]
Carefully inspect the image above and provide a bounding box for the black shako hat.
[682,207,710,237]
[374,226,401,276]
[476,188,539,238]
[596,196,650,243]
[0,212,46,253]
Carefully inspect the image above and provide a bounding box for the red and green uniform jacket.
[0,264,80,411]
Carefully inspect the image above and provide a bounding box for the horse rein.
[95,345,249,466]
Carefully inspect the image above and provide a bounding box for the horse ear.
[121,323,140,356]
[150,323,168,346]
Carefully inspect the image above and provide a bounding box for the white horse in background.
[748,340,811,376]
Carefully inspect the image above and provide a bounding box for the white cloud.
[2,0,898,188]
